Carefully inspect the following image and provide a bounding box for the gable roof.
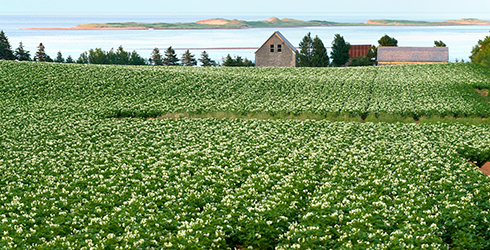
[256,31,297,53]
[378,47,448,62]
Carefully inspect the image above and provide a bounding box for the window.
[270,44,274,52]
[278,44,282,52]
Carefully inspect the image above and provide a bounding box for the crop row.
[0,116,489,249]
[1,61,490,119]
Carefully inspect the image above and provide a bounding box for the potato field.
[0,61,490,249]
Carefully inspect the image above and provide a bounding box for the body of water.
[1,13,489,62]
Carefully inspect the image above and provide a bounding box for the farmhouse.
[255,31,297,67]
[377,46,449,65]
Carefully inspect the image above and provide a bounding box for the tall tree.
[297,32,313,67]
[330,34,351,67]
[150,47,163,66]
[76,52,89,64]
[115,45,130,65]
[88,48,108,64]
[54,51,64,63]
[198,51,216,66]
[34,43,48,62]
[434,40,447,47]
[181,49,197,66]
[129,50,147,65]
[14,41,31,61]
[0,30,15,60]
[65,55,74,63]
[163,46,179,66]
[378,35,398,46]
[311,35,329,67]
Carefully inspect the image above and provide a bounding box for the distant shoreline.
[22,17,490,30]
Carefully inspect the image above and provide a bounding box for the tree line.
[0,30,255,67]
[295,33,449,67]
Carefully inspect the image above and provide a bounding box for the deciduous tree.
[330,34,351,67]
[470,33,490,68]
[378,35,398,46]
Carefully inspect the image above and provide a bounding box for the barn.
[377,47,449,65]
[255,31,297,67]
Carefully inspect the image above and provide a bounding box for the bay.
[1,13,489,62]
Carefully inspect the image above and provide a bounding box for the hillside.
[1,61,490,248]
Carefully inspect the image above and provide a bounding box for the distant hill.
[23,17,490,30]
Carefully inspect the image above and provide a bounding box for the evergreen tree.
[330,34,351,67]
[54,51,64,63]
[34,43,48,62]
[222,54,254,67]
[150,47,163,66]
[378,35,398,46]
[163,46,179,66]
[65,55,74,63]
[14,41,31,61]
[129,50,147,65]
[297,32,313,67]
[115,45,130,65]
[222,54,236,66]
[0,30,15,60]
[198,51,216,66]
[181,49,197,66]
[311,35,329,67]
[76,52,89,64]
[434,40,447,47]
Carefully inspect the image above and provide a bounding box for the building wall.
[255,35,296,67]
[378,61,448,65]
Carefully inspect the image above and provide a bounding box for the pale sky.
[2,0,490,15]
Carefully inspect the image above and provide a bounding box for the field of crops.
[1,61,490,119]
[1,61,490,249]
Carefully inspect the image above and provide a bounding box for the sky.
[2,0,490,15]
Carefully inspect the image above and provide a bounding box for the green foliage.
[297,32,313,67]
[181,49,197,66]
[330,34,351,67]
[150,47,163,66]
[163,46,179,66]
[14,41,31,61]
[470,32,490,68]
[75,46,147,65]
[1,60,490,248]
[54,51,64,63]
[378,34,398,46]
[311,35,329,67]
[434,40,447,47]
[34,43,49,62]
[65,55,74,63]
[222,54,254,67]
[0,30,15,60]
[198,51,216,67]
[76,51,89,64]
